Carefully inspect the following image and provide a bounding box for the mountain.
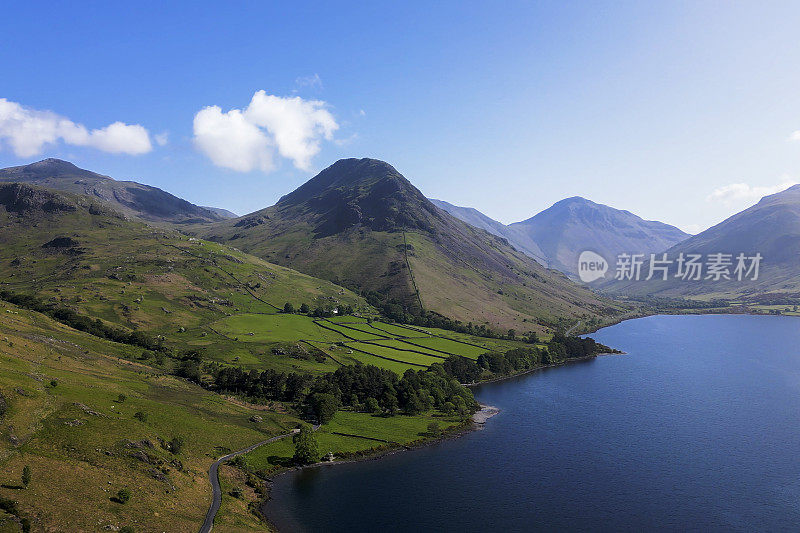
[199,158,626,332]
[0,158,231,224]
[430,199,549,264]
[605,184,800,298]
[431,196,689,279]
[509,197,690,278]
[0,182,369,344]
[202,205,239,218]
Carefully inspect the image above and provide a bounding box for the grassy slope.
[0,184,372,374]
[0,301,300,532]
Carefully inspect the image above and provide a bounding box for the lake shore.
[464,351,625,387]
[257,402,500,530]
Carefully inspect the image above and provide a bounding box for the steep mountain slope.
[0,158,229,224]
[605,185,800,297]
[200,159,625,332]
[430,199,549,264]
[509,197,690,278]
[0,182,370,371]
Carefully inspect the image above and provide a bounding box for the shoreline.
[256,403,500,530]
[464,351,625,387]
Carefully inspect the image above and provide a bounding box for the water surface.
[265,315,800,532]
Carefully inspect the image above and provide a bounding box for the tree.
[168,436,185,455]
[309,393,339,424]
[176,360,201,382]
[366,397,381,414]
[134,411,148,422]
[507,329,516,340]
[283,302,295,314]
[299,303,310,314]
[117,487,131,504]
[293,425,319,465]
[22,465,31,488]
[427,421,441,436]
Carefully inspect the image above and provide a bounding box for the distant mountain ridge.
[433,196,690,279]
[605,184,800,297]
[0,158,232,224]
[200,158,625,331]
[429,199,549,265]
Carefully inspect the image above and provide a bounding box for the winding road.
[198,430,298,533]
[565,320,582,336]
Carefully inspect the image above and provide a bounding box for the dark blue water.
[265,315,800,532]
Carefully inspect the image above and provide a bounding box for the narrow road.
[565,320,582,336]
[198,430,298,533]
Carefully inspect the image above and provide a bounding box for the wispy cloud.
[193,90,338,173]
[154,132,169,146]
[0,98,152,157]
[707,177,799,206]
[295,74,323,90]
[789,130,800,142]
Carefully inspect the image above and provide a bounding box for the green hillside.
[199,158,627,333]
[0,182,375,373]
[0,300,300,532]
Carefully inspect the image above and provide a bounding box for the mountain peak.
[267,158,441,236]
[20,158,108,179]
[278,158,404,204]
[28,157,79,170]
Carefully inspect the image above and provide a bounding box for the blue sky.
[1,1,799,233]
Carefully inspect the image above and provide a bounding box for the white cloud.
[193,106,273,173]
[0,98,152,157]
[707,178,799,206]
[192,91,338,173]
[154,131,169,146]
[789,130,800,142]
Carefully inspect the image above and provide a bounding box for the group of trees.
[283,302,355,318]
[209,359,478,423]
[306,363,478,420]
[211,366,311,402]
[436,334,616,383]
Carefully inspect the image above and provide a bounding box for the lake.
[264,315,800,532]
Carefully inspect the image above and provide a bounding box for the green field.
[211,313,349,343]
[326,315,370,324]
[242,410,463,473]
[399,336,489,358]
[369,321,425,337]
[205,314,524,375]
[347,342,444,367]
[317,321,388,341]
[366,338,447,358]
